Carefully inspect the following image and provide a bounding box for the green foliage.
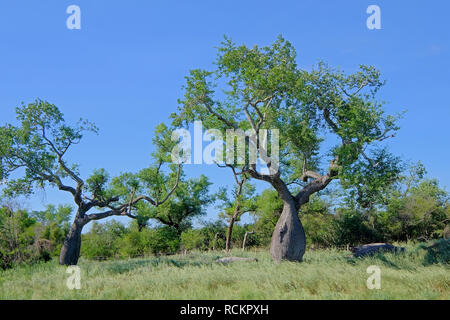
[340,148,403,209]
[420,239,450,265]
[249,165,448,248]
[86,168,114,201]
[230,224,256,248]
[110,123,213,234]
[1,102,200,266]
[367,162,450,242]
[199,220,227,250]
[217,179,256,250]
[136,174,213,234]
[334,208,379,246]
[181,229,206,251]
[300,195,338,247]
[81,221,126,260]
[251,189,283,246]
[0,204,67,269]
[109,123,181,210]
[169,36,405,257]
[171,36,401,196]
[382,179,449,241]
[30,204,72,227]
[118,226,180,258]
[0,100,97,198]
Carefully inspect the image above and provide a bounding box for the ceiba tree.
[0,101,184,265]
[172,36,401,262]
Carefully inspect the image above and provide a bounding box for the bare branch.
[294,160,340,206]
[40,125,84,204]
[156,164,181,206]
[200,98,237,130]
[301,170,323,182]
[86,209,130,222]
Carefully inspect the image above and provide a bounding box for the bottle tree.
[171,36,402,262]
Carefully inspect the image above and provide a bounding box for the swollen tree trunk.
[59,217,86,265]
[269,198,306,262]
[264,165,336,262]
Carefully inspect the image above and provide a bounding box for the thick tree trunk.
[59,218,86,265]
[269,198,306,262]
[225,217,235,251]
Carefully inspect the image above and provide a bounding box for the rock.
[353,243,405,258]
[215,257,258,264]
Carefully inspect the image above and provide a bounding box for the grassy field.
[0,243,448,300]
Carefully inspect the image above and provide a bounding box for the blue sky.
[0,0,449,227]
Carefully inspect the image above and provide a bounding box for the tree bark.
[242,231,254,251]
[264,165,336,262]
[225,217,235,251]
[59,217,86,265]
[269,198,306,262]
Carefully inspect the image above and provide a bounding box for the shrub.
[420,239,450,265]
[334,209,379,246]
[81,221,126,260]
[147,227,180,255]
[302,213,338,248]
[118,226,180,258]
[0,206,58,269]
[181,229,206,251]
[199,221,226,250]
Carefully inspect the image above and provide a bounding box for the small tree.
[114,171,213,235]
[382,163,450,241]
[110,123,213,235]
[0,204,36,268]
[0,101,181,265]
[216,165,256,251]
[181,229,206,251]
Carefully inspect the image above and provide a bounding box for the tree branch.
[156,164,181,206]
[85,209,130,222]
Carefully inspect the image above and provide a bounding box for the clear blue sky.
[1,0,449,226]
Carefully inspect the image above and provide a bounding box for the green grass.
[0,244,448,300]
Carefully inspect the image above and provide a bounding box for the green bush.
[148,227,180,255]
[199,221,226,250]
[334,208,379,246]
[181,229,206,251]
[118,226,180,258]
[118,229,148,258]
[420,239,450,265]
[0,206,63,269]
[81,221,126,260]
[302,213,338,248]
